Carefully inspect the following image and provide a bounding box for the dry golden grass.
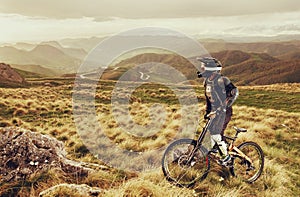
[239,83,300,93]
[0,80,299,196]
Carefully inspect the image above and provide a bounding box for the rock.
[39,183,102,197]
[0,127,92,182]
[0,63,26,87]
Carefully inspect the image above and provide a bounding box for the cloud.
[0,14,104,43]
[1,11,299,43]
[0,0,299,19]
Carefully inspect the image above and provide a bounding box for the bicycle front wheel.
[233,141,264,183]
[161,138,210,187]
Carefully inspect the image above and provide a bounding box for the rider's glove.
[197,71,202,78]
[204,112,210,120]
[217,106,226,113]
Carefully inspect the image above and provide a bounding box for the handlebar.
[206,107,225,118]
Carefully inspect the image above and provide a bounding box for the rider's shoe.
[210,148,218,154]
[218,155,232,167]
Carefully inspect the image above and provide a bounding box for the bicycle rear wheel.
[232,141,264,183]
[161,138,210,187]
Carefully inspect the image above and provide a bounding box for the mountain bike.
[161,111,264,187]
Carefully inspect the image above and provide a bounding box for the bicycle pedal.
[246,166,255,171]
[221,161,233,167]
[226,161,233,167]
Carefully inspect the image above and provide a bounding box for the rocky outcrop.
[0,63,26,86]
[0,127,92,183]
[39,183,102,197]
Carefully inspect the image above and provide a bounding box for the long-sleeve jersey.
[204,74,238,113]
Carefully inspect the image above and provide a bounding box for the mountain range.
[212,50,300,85]
[0,42,86,74]
[202,40,300,56]
[0,37,299,85]
[96,50,299,85]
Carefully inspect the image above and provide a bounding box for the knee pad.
[211,134,228,155]
[211,134,222,143]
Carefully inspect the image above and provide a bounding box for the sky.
[0,0,300,43]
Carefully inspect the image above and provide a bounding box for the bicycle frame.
[190,114,253,166]
[226,138,253,164]
[162,111,264,186]
[184,117,213,164]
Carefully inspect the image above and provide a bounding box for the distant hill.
[210,50,252,66]
[1,39,299,84]
[98,51,300,85]
[0,63,26,87]
[222,58,300,85]
[12,42,36,51]
[211,50,280,66]
[0,44,84,74]
[209,50,298,85]
[40,41,64,49]
[251,60,300,85]
[276,50,300,61]
[41,41,87,60]
[202,41,300,57]
[30,44,82,71]
[101,53,196,82]
[13,68,44,78]
[11,64,58,77]
[59,36,106,52]
[213,51,299,85]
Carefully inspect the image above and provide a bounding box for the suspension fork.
[186,119,212,164]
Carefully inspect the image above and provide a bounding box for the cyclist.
[197,57,239,166]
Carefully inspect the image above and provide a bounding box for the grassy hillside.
[1,40,299,83]
[0,79,299,196]
[222,59,300,85]
[106,53,197,81]
[211,50,278,66]
[202,40,300,56]
[11,64,58,77]
[98,51,300,85]
[14,68,46,78]
[276,51,300,60]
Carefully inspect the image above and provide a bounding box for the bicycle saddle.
[233,126,247,133]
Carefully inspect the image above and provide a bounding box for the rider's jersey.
[204,74,238,113]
